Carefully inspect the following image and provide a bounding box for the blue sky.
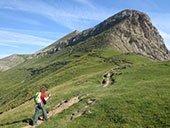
[0,0,170,59]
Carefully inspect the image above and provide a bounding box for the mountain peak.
[118,9,150,17]
[67,9,170,60]
[34,9,169,60]
[112,9,151,24]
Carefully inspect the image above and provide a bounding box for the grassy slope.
[63,61,170,128]
[0,26,120,112]
[0,47,169,128]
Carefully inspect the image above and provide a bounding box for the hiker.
[33,86,51,126]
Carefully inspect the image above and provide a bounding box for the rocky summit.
[67,9,170,60]
[110,9,170,60]
[34,9,170,60]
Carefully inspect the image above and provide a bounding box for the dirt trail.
[102,65,131,87]
[23,95,87,128]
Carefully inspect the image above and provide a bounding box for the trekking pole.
[48,93,52,112]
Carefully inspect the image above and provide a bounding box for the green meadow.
[0,47,169,128]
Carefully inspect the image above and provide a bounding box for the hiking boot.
[32,121,37,126]
[43,118,47,121]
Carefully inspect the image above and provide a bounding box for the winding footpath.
[23,95,86,128]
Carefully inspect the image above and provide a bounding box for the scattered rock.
[88,110,92,114]
[64,100,68,103]
[70,98,96,120]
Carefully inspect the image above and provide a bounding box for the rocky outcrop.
[107,10,170,60]
[34,30,80,56]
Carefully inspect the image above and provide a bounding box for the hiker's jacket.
[40,93,46,104]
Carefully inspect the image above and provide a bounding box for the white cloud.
[0,27,65,40]
[0,11,43,26]
[73,0,95,9]
[159,30,170,50]
[0,30,54,47]
[0,43,19,48]
[0,0,113,30]
[0,54,10,59]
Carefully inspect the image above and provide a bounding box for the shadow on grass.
[0,118,33,126]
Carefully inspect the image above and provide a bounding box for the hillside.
[0,54,29,71]
[0,51,169,128]
[0,9,170,128]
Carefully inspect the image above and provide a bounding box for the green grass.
[0,46,169,128]
[39,61,169,128]
[101,48,122,58]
